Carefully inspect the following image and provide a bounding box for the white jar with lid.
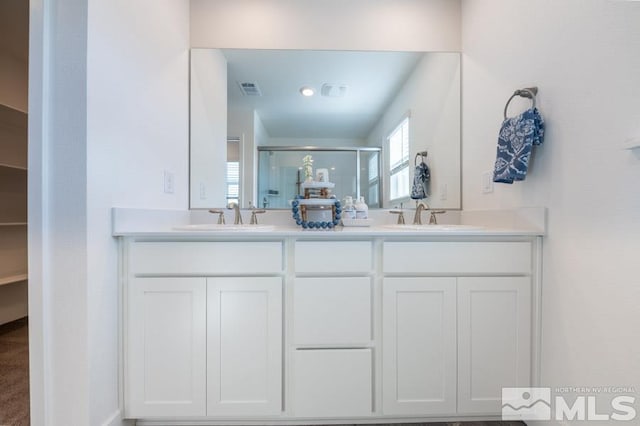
[355,196,368,219]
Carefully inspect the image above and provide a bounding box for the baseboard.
[102,409,135,426]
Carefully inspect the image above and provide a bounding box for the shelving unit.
[0,102,28,324]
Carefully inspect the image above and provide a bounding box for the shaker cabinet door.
[457,277,531,414]
[207,277,283,416]
[382,278,457,416]
[126,277,207,418]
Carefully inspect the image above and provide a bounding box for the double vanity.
[114,208,543,425]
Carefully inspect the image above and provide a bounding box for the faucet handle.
[429,210,446,225]
[389,210,405,224]
[250,209,266,225]
[208,209,226,224]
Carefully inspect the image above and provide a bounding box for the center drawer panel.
[294,241,372,274]
[294,277,372,345]
[130,241,283,275]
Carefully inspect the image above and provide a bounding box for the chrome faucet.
[250,208,266,224]
[413,202,430,225]
[390,202,406,224]
[227,202,243,225]
[208,209,226,224]
[429,210,446,225]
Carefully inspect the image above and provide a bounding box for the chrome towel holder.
[414,151,428,166]
[503,87,538,119]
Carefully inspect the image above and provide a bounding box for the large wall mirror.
[190,49,461,210]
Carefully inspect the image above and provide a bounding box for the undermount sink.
[173,224,276,232]
[382,224,485,231]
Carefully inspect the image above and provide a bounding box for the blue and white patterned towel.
[411,161,430,199]
[493,108,544,184]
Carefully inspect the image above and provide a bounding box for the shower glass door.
[257,147,381,209]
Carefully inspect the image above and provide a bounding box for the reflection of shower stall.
[257,146,382,209]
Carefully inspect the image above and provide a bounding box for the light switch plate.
[481,171,494,194]
[439,183,448,200]
[163,170,174,194]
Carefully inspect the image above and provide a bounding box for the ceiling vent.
[321,83,348,98]
[237,81,262,96]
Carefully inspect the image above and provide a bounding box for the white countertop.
[112,207,546,238]
[114,224,543,238]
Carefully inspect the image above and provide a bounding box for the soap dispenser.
[343,196,356,220]
[355,196,368,219]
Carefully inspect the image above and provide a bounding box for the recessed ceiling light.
[299,86,315,97]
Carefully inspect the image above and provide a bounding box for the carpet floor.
[0,317,29,426]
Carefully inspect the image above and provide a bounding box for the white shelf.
[0,103,28,170]
[0,273,28,287]
[0,103,27,116]
[0,162,27,171]
[0,222,27,226]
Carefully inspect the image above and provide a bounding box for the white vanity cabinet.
[382,241,534,417]
[120,234,541,423]
[124,241,284,419]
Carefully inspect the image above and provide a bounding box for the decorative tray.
[300,181,336,189]
[297,198,337,206]
[342,218,373,227]
[291,197,341,230]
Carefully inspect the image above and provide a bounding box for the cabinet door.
[457,277,531,414]
[207,277,282,415]
[126,278,206,417]
[382,278,457,415]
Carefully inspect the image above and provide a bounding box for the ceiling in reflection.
[223,49,424,139]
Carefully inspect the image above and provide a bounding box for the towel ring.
[503,87,538,119]
[415,151,428,166]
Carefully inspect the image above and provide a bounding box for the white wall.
[86,1,190,423]
[191,0,461,52]
[368,53,461,208]
[28,0,190,424]
[190,49,227,208]
[462,1,640,422]
[29,0,90,423]
[228,109,256,207]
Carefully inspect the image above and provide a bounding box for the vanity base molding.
[135,415,506,426]
[120,235,542,423]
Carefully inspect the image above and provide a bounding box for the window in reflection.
[388,116,410,202]
[226,138,240,204]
